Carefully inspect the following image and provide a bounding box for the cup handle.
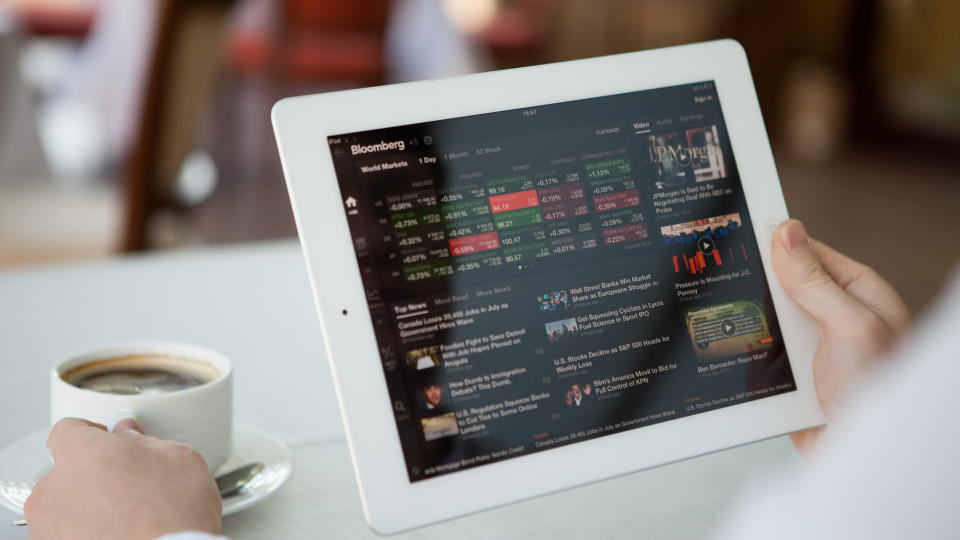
[106,409,138,432]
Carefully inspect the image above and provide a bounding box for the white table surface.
[0,240,802,540]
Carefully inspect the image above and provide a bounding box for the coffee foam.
[61,354,222,387]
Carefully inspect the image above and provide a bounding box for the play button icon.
[697,236,715,254]
[720,319,737,336]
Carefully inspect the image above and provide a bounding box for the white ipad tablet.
[272,39,824,534]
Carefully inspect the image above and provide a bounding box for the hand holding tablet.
[273,40,824,533]
[770,219,911,455]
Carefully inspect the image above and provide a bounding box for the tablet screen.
[327,81,796,481]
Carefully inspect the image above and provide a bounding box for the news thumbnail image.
[538,290,571,312]
[646,124,727,189]
[421,413,459,441]
[563,382,592,407]
[660,213,748,275]
[545,318,579,343]
[405,345,441,371]
[684,299,773,361]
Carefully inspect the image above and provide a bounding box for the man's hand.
[24,417,221,540]
[772,220,910,456]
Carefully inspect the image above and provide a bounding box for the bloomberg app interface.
[328,81,796,481]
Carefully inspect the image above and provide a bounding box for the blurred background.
[0,0,957,314]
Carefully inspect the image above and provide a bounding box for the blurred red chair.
[479,0,552,68]
[282,0,389,83]
[7,2,95,38]
[228,0,389,85]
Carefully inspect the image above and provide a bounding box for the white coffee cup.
[50,342,233,473]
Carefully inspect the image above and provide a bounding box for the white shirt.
[713,270,960,540]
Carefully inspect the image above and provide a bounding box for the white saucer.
[0,424,292,517]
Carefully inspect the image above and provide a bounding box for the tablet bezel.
[272,39,824,534]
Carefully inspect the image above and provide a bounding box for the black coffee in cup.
[62,355,220,395]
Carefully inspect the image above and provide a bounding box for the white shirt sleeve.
[155,532,229,540]
[712,269,960,540]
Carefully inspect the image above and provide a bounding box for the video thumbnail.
[660,213,748,275]
[421,413,459,441]
[545,318,579,342]
[646,124,727,189]
[538,290,571,312]
[684,299,773,361]
[405,345,441,371]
